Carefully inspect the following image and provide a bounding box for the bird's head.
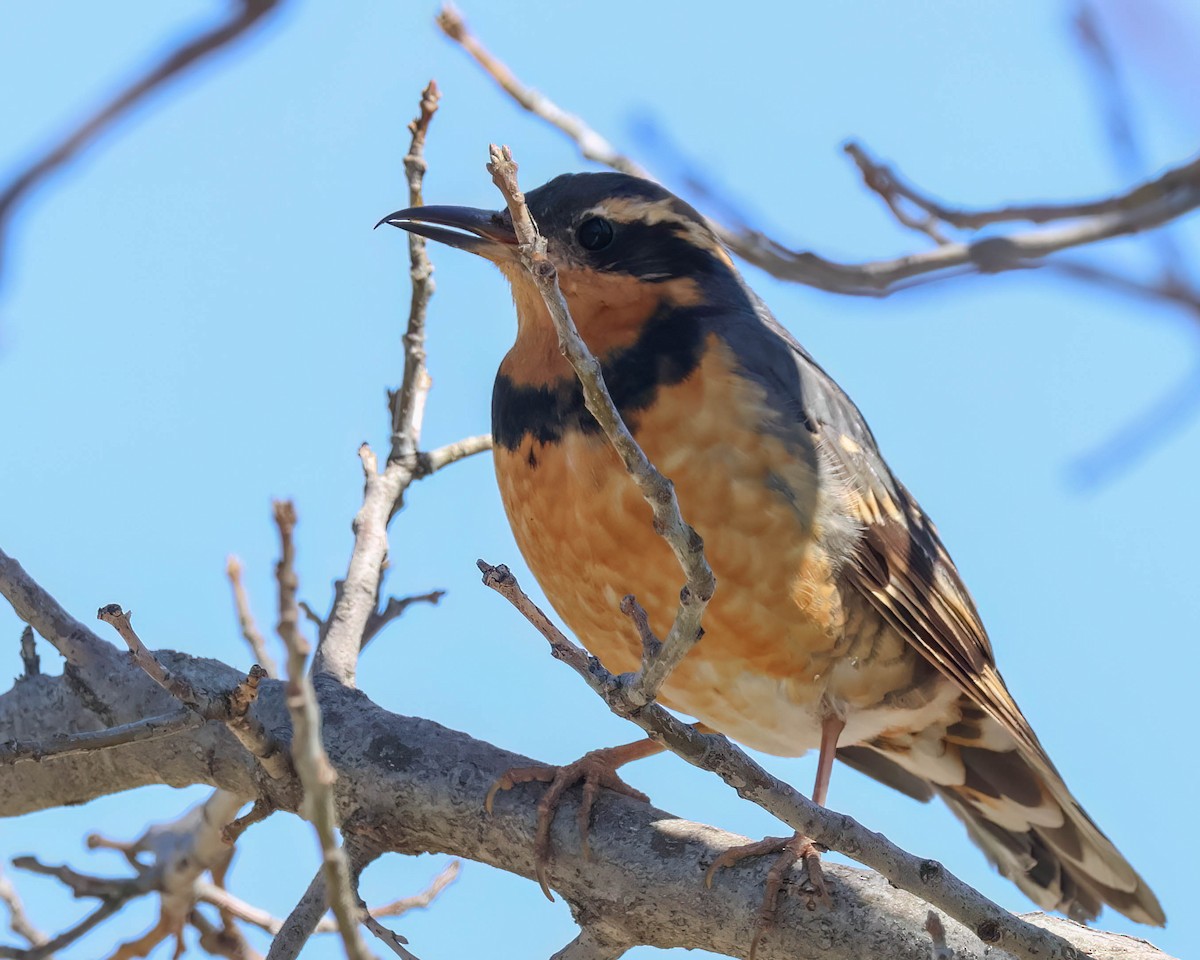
[378,173,739,364]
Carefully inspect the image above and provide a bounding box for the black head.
[377,172,734,284]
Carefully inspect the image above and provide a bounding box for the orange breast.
[494,335,938,756]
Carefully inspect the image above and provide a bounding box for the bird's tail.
[928,703,1164,926]
[848,700,1164,926]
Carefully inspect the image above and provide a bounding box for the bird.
[379,171,1165,929]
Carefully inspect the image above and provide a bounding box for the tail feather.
[858,702,1165,926]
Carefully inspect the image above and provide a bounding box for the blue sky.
[1,2,1197,958]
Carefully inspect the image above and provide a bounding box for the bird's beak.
[375,205,518,261]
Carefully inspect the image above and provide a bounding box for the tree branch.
[485,146,715,707]
[0,866,46,950]
[95,605,288,780]
[476,562,1090,960]
[0,0,284,290]
[0,707,200,765]
[16,628,38,679]
[0,619,1173,960]
[439,4,1200,297]
[226,555,279,679]
[312,81,447,688]
[271,503,373,960]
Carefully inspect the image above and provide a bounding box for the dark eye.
[576,216,614,251]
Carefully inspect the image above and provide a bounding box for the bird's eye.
[576,217,614,251]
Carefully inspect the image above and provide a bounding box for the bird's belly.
[493,347,939,757]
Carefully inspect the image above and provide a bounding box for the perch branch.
[477,561,1085,960]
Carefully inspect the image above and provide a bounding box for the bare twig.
[485,146,714,707]
[362,590,446,651]
[314,81,476,686]
[370,860,460,918]
[437,7,647,178]
[390,79,442,465]
[95,605,287,778]
[440,6,1200,297]
[271,502,373,960]
[222,799,275,846]
[0,865,47,948]
[360,910,418,960]
[477,561,1082,960]
[226,555,279,679]
[927,911,954,960]
[619,594,660,661]
[264,869,327,960]
[17,627,38,678]
[199,859,458,941]
[0,707,200,765]
[0,0,284,289]
[97,604,212,710]
[0,547,116,670]
[414,433,493,478]
[840,140,1168,232]
[0,899,124,960]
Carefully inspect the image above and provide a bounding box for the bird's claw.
[485,748,650,902]
[705,833,830,960]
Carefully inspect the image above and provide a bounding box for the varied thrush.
[380,172,1164,927]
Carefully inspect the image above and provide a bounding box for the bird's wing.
[718,298,1162,924]
[725,301,1051,763]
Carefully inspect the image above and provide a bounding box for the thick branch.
[476,562,1089,960]
[0,637,1172,960]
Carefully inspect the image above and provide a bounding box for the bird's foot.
[485,744,652,901]
[705,832,830,959]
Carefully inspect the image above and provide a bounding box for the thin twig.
[362,590,446,651]
[313,81,448,687]
[485,146,714,707]
[95,605,287,777]
[619,595,660,661]
[0,708,200,765]
[199,859,458,939]
[0,899,124,960]
[476,561,1082,960]
[226,555,279,679]
[0,0,283,289]
[414,433,493,478]
[17,626,38,678]
[264,869,327,960]
[0,865,47,948]
[222,798,276,846]
[390,79,442,465]
[440,5,1200,297]
[437,6,648,178]
[271,502,373,960]
[370,860,460,919]
[97,605,212,710]
[0,547,116,670]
